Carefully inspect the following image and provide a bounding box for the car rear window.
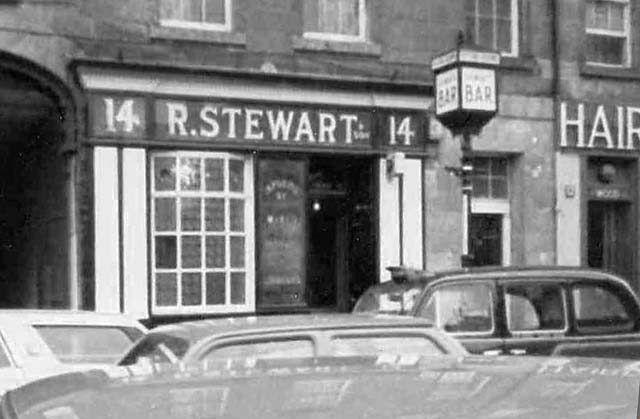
[330,335,443,357]
[201,339,315,364]
[118,333,190,366]
[34,326,144,364]
[572,284,634,334]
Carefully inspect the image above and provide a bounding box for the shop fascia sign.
[89,95,429,153]
[560,100,640,151]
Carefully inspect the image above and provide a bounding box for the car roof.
[426,265,629,284]
[0,310,146,329]
[10,355,640,418]
[144,313,435,343]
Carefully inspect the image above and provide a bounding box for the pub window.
[585,0,630,67]
[472,157,509,199]
[159,0,232,31]
[465,0,518,56]
[151,151,254,315]
[303,0,367,42]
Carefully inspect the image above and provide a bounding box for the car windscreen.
[33,326,145,364]
[353,284,424,315]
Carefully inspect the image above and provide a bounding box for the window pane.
[585,34,625,65]
[206,272,226,304]
[331,336,443,357]
[477,17,494,48]
[181,236,201,268]
[505,284,565,331]
[421,284,493,333]
[473,158,490,175]
[182,273,202,306]
[205,158,224,191]
[229,199,244,231]
[230,272,245,304]
[303,0,320,32]
[229,159,244,192]
[572,285,633,333]
[230,236,245,268]
[309,0,361,36]
[465,16,476,44]
[472,176,490,198]
[179,157,201,191]
[181,198,201,231]
[496,18,512,52]
[609,3,625,31]
[205,198,225,231]
[204,0,225,24]
[155,236,177,269]
[154,157,176,191]
[478,0,493,16]
[492,158,508,175]
[587,1,609,29]
[206,235,225,268]
[155,198,176,231]
[156,273,177,306]
[496,0,511,17]
[491,177,508,198]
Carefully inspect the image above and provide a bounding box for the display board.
[257,159,307,307]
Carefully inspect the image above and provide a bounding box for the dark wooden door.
[470,214,502,266]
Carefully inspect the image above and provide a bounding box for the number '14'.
[389,116,415,146]
[104,98,141,133]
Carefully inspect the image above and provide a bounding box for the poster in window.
[257,159,307,307]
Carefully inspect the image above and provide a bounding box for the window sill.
[580,63,640,80]
[150,26,247,46]
[500,55,537,72]
[291,36,382,57]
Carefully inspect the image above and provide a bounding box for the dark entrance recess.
[0,66,69,308]
[470,214,502,266]
[587,201,633,280]
[256,155,376,312]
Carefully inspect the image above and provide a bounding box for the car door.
[500,279,569,356]
[412,280,504,355]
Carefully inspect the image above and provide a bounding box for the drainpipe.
[551,0,560,265]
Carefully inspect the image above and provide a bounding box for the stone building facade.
[0,0,566,321]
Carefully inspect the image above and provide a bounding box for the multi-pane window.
[472,157,509,199]
[585,0,630,66]
[304,0,366,42]
[159,0,231,31]
[151,152,253,314]
[465,0,518,56]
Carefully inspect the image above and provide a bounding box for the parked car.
[409,266,640,358]
[0,310,146,395]
[5,353,640,418]
[352,266,434,315]
[117,313,466,367]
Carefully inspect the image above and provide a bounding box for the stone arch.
[0,51,78,308]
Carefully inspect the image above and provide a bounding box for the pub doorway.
[587,201,633,280]
[306,156,376,312]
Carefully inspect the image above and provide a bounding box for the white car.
[0,310,146,395]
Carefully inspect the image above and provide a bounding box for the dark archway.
[0,53,76,308]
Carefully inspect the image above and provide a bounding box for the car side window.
[572,284,634,334]
[201,339,315,364]
[416,283,493,333]
[505,283,566,332]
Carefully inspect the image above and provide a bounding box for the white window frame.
[584,0,631,67]
[303,0,367,43]
[159,0,232,32]
[150,151,255,315]
[467,0,519,57]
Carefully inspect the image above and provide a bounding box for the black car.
[409,265,640,358]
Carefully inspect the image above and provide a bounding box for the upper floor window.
[303,0,367,42]
[585,0,630,67]
[472,157,509,199]
[160,0,231,31]
[465,0,519,56]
